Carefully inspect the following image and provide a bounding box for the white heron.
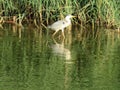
[48,14,75,38]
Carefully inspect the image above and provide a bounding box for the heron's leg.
[62,29,65,38]
[52,30,59,37]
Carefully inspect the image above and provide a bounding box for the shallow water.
[0,25,120,90]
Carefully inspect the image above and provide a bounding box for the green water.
[0,25,120,90]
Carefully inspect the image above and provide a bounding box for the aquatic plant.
[0,0,119,28]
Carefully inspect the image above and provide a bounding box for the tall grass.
[95,0,120,28]
[0,0,119,28]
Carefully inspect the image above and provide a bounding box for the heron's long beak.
[71,15,76,18]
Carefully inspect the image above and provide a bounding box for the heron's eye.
[63,22,65,24]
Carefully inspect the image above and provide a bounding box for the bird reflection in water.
[51,38,71,60]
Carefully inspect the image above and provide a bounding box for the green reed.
[0,0,119,28]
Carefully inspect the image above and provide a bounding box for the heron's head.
[65,14,75,20]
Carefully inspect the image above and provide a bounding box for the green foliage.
[0,0,119,27]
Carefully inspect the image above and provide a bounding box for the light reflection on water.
[0,25,120,90]
[51,38,71,61]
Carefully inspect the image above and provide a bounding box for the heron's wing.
[50,20,67,30]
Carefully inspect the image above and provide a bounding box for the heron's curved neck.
[65,18,71,24]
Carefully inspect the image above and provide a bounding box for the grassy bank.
[0,0,120,28]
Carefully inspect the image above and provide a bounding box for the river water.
[0,25,120,90]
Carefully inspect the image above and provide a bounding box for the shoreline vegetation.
[0,0,120,29]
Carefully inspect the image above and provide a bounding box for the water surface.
[0,25,120,90]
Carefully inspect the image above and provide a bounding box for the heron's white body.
[48,16,71,31]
